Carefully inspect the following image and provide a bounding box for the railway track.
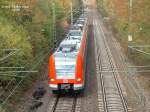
[93,10,129,112]
[47,94,79,112]
[100,14,147,112]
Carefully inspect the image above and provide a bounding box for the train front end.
[48,43,84,93]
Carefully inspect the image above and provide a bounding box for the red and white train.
[48,14,89,93]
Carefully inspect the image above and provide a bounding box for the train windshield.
[55,64,76,79]
[56,65,76,73]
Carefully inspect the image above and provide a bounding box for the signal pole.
[128,0,133,55]
[52,2,56,48]
[71,1,73,25]
[128,0,133,37]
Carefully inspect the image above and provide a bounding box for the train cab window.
[56,65,76,75]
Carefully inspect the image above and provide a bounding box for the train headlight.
[76,78,81,82]
[50,78,55,82]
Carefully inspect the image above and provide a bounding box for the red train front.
[48,14,88,93]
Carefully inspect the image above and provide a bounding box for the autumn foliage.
[97,0,150,65]
[0,0,82,111]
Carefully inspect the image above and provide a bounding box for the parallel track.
[93,10,129,112]
[102,15,146,112]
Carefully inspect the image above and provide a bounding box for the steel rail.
[98,13,128,112]
[50,95,77,112]
[107,24,147,111]
[51,95,60,112]
[96,15,123,112]
[98,62,109,112]
[93,18,108,112]
[93,10,129,112]
[72,95,77,112]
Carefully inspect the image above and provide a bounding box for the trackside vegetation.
[96,0,150,96]
[0,0,82,111]
[97,0,150,66]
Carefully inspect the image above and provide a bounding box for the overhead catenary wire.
[0,70,38,74]
[128,46,150,56]
[0,40,55,111]
[129,45,150,48]
[0,49,19,62]
[0,0,47,111]
[0,78,16,98]
[0,0,83,111]
[0,49,19,51]
[0,51,49,112]
[0,73,25,78]
[0,67,24,69]
[99,70,150,73]
[128,65,150,68]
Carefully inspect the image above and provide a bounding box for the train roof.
[68,30,82,38]
[53,13,87,59]
[74,19,87,29]
[76,20,85,25]
[70,25,82,31]
[60,39,77,45]
[55,39,79,54]
[54,45,77,62]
